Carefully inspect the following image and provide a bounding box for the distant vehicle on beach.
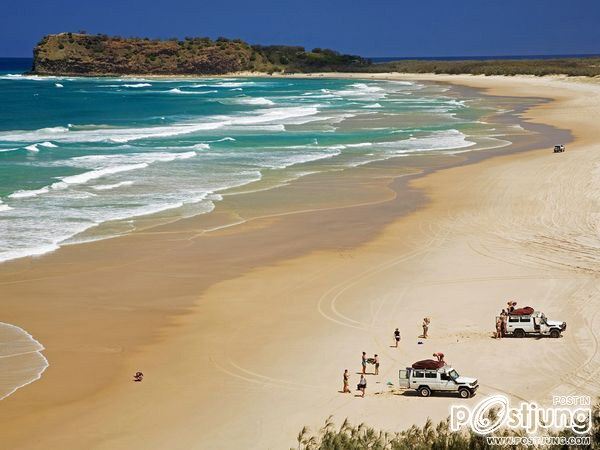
[554,144,565,153]
[398,363,479,398]
[500,309,566,338]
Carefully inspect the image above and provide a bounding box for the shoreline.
[0,74,598,449]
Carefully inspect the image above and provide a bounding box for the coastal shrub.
[366,58,600,77]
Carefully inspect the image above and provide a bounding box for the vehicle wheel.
[459,388,471,399]
[514,329,525,338]
[550,329,560,338]
[418,386,431,397]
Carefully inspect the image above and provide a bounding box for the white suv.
[398,366,478,398]
[501,311,566,338]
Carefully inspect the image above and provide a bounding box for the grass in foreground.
[295,400,599,449]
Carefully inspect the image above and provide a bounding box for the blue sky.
[3,0,599,57]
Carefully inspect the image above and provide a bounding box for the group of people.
[342,355,377,397]
[342,327,405,397]
[495,301,517,338]
[342,319,432,397]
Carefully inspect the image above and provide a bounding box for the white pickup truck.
[501,311,566,338]
[398,366,479,398]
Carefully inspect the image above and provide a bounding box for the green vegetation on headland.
[295,401,599,450]
[31,33,370,75]
[370,58,600,77]
[32,33,600,77]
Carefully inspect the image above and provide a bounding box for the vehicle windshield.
[448,370,459,380]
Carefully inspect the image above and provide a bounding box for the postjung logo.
[450,395,591,435]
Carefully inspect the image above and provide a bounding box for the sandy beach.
[1,74,599,449]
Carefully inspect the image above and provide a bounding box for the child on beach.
[343,369,350,393]
[357,374,367,397]
[394,328,401,347]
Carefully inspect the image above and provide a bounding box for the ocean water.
[0,72,522,263]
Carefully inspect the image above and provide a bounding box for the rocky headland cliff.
[31,33,371,76]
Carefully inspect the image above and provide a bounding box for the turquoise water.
[0,73,517,262]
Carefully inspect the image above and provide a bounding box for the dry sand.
[0,74,599,449]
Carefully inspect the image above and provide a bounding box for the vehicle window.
[414,371,424,378]
[448,370,459,380]
[425,372,437,378]
[520,317,530,322]
[441,373,450,381]
[509,317,519,322]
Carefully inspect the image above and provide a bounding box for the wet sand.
[0,75,598,449]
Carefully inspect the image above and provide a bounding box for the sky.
[2,0,600,57]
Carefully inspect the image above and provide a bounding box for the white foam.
[122,83,152,88]
[346,142,373,148]
[9,151,199,199]
[363,103,382,109]
[0,106,320,144]
[214,81,255,88]
[57,163,150,187]
[9,187,50,199]
[91,181,135,191]
[167,88,217,95]
[228,97,274,106]
[0,200,12,212]
[24,141,57,152]
[0,322,48,401]
[55,83,63,88]
[0,147,19,153]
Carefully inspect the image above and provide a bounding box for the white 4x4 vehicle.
[502,311,566,338]
[398,366,478,398]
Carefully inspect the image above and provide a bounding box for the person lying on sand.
[133,371,144,382]
[357,375,367,397]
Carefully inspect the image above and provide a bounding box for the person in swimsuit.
[358,374,367,397]
[495,317,503,339]
[343,369,350,393]
[422,318,430,338]
[394,328,401,347]
[361,352,367,374]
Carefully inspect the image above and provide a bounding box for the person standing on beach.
[495,316,503,339]
[394,328,401,347]
[361,352,367,374]
[343,369,350,393]
[358,374,367,397]
[422,318,430,338]
[374,354,379,375]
